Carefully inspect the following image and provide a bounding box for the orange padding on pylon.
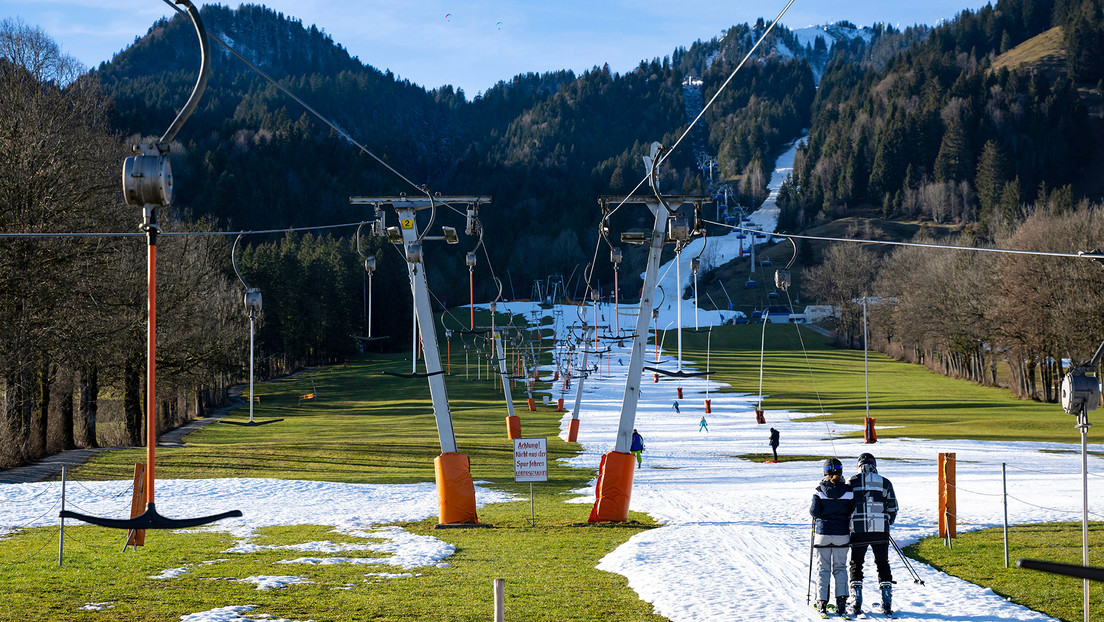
[506,415,521,439]
[704,399,712,414]
[434,452,479,524]
[677,386,683,400]
[567,417,580,442]
[557,398,565,411]
[755,409,766,424]
[588,451,636,523]
[864,417,877,443]
[527,397,536,412]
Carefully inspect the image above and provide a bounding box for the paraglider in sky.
[445,13,451,21]
[496,21,502,29]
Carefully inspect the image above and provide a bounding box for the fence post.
[58,465,66,567]
[1002,462,1009,568]
[938,452,956,546]
[494,578,505,622]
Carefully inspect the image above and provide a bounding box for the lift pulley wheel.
[406,243,424,263]
[123,152,173,207]
[244,288,262,313]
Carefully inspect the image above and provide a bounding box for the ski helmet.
[822,458,843,475]
[857,453,877,469]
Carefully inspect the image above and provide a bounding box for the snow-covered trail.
[550,334,1096,621]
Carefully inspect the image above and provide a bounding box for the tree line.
[778,0,1101,235]
[0,21,406,469]
[804,191,1104,403]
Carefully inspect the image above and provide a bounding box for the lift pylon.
[351,194,491,525]
[589,145,709,523]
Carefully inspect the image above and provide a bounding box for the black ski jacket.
[810,479,854,536]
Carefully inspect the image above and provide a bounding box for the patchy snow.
[1,136,1091,620]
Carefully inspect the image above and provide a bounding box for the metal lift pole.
[613,201,667,453]
[397,206,457,454]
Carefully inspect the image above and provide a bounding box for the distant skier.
[630,429,645,466]
[848,453,898,617]
[768,427,780,462]
[810,458,854,618]
[698,416,708,432]
[672,400,680,414]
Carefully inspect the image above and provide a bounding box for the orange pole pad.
[755,409,766,424]
[567,417,580,442]
[434,452,479,525]
[506,415,522,439]
[864,417,877,443]
[588,451,636,523]
[677,387,684,400]
[557,398,565,412]
[704,399,712,414]
[527,397,536,412]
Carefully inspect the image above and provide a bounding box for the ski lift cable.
[598,0,797,226]
[703,219,1104,262]
[160,0,429,202]
[654,0,797,173]
[0,219,378,240]
[782,285,839,457]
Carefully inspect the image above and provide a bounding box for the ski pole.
[889,536,925,585]
[806,520,816,605]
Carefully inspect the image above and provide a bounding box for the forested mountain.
[89,3,853,313]
[778,0,1104,235]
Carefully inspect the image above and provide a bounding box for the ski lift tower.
[350,194,491,526]
[589,142,710,523]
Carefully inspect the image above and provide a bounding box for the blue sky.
[2,1,990,95]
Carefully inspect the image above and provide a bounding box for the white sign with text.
[513,438,548,482]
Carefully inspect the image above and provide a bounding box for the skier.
[698,416,708,432]
[768,427,780,462]
[630,429,645,466]
[810,458,854,618]
[672,400,680,413]
[848,453,899,617]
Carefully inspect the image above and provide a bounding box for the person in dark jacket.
[848,453,898,617]
[630,429,644,466]
[810,458,854,617]
[768,427,780,461]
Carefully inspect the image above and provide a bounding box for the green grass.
[908,522,1104,622]
[0,322,1088,620]
[678,323,1075,443]
[1,357,665,622]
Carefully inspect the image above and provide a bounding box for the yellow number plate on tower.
[400,219,414,229]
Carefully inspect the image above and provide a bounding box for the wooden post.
[127,463,147,547]
[938,452,956,541]
[493,578,505,622]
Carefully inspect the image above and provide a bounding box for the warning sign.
[513,438,548,482]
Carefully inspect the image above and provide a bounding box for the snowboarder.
[810,458,854,618]
[768,427,780,461]
[630,429,645,466]
[698,416,708,432]
[848,453,898,617]
[672,400,680,414]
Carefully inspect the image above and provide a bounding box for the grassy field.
[0,321,1092,621]
[678,323,1076,443]
[907,522,1104,622]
